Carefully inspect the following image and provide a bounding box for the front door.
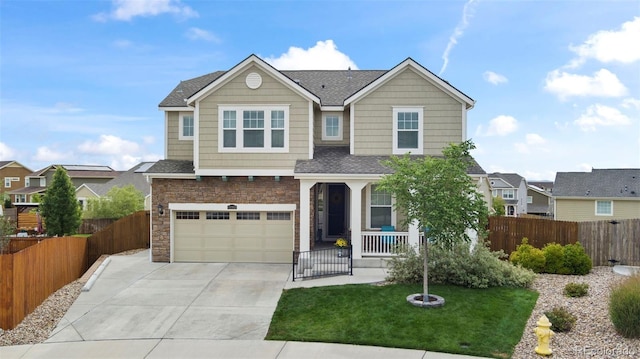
[327,184,346,236]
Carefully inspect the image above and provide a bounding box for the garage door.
[173,210,293,263]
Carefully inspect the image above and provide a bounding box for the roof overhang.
[158,106,193,111]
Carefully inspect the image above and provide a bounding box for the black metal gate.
[292,246,353,281]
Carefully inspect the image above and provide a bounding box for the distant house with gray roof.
[554,168,640,221]
[76,162,154,210]
[489,173,528,216]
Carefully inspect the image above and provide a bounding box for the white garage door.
[173,210,293,263]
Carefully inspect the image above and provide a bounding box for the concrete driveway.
[47,250,292,342]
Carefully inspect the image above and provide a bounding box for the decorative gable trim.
[75,183,99,197]
[186,54,320,106]
[344,58,475,109]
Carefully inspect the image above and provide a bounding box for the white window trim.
[595,200,613,216]
[25,178,30,187]
[179,112,194,140]
[365,184,396,229]
[217,105,289,153]
[392,106,424,155]
[502,189,515,199]
[4,177,18,188]
[527,196,533,204]
[322,113,343,141]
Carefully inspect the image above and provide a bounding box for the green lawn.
[266,283,538,359]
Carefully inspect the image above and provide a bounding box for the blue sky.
[0,0,638,181]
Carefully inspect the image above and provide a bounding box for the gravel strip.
[1,262,638,358]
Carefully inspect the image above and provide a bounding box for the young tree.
[492,196,506,216]
[84,185,144,219]
[40,167,82,236]
[377,140,489,301]
[0,216,17,254]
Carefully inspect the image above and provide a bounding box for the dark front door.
[327,184,346,236]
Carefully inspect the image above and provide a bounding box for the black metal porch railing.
[292,246,353,281]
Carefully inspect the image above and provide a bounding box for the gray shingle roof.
[159,71,226,108]
[294,146,486,175]
[84,162,154,196]
[145,160,194,174]
[554,169,640,198]
[489,173,525,188]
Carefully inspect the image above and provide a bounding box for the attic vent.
[245,72,262,89]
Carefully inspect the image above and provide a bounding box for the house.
[489,173,528,216]
[526,183,553,217]
[0,161,33,204]
[76,162,154,210]
[554,168,640,222]
[9,165,120,209]
[145,54,491,264]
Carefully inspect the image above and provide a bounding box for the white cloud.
[568,17,640,68]
[524,133,547,145]
[0,142,16,160]
[113,39,134,49]
[33,146,71,163]
[439,0,479,75]
[574,104,632,131]
[621,98,640,110]
[93,0,198,22]
[142,136,156,145]
[544,69,628,100]
[483,71,508,85]
[577,163,592,172]
[185,27,221,43]
[515,133,548,154]
[264,40,358,70]
[477,115,519,136]
[78,135,141,155]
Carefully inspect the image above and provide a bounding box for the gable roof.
[81,162,154,197]
[0,160,32,172]
[554,168,640,198]
[158,56,473,109]
[489,173,525,189]
[27,164,119,179]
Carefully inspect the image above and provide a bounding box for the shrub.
[386,241,536,288]
[544,307,576,332]
[609,275,640,338]
[542,243,565,274]
[562,242,592,275]
[564,282,589,297]
[509,238,546,273]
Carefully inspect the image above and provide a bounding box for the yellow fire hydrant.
[534,314,554,356]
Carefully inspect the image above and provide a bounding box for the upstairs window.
[219,106,289,152]
[322,114,342,141]
[595,200,612,216]
[25,178,30,187]
[502,189,515,199]
[393,107,423,155]
[179,112,194,140]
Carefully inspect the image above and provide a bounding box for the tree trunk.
[423,235,429,301]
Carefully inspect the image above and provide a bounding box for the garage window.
[206,212,230,220]
[176,211,199,219]
[267,212,291,220]
[237,212,260,220]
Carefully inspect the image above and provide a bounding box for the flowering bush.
[334,238,348,248]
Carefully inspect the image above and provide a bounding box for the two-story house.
[76,162,154,210]
[527,181,553,217]
[0,161,33,204]
[554,169,639,221]
[145,55,491,264]
[489,173,527,216]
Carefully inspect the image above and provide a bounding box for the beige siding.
[76,187,98,199]
[353,68,463,155]
[198,66,310,170]
[166,111,194,160]
[556,198,640,221]
[313,108,350,146]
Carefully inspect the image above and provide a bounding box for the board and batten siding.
[556,198,640,221]
[198,66,310,170]
[166,111,194,161]
[313,108,350,146]
[353,68,463,156]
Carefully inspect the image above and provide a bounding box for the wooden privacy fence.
[488,216,578,253]
[3,238,42,254]
[87,210,150,265]
[78,218,117,234]
[0,236,88,330]
[579,219,640,267]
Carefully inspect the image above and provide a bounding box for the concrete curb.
[81,257,111,292]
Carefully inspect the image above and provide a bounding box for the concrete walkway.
[0,250,485,359]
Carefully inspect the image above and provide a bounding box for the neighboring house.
[76,162,154,210]
[145,54,491,264]
[0,161,33,204]
[554,168,640,222]
[489,173,528,216]
[527,184,553,217]
[9,165,120,208]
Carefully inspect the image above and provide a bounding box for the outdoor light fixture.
[157,204,164,216]
[274,176,280,182]
[221,176,228,182]
[248,176,254,182]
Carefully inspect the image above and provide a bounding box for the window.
[507,205,515,216]
[595,201,613,216]
[492,189,498,197]
[179,112,194,140]
[370,185,392,228]
[4,177,18,188]
[25,178,30,187]
[322,114,342,140]
[502,189,515,199]
[527,196,533,204]
[40,178,46,187]
[176,211,199,219]
[15,194,26,203]
[393,107,423,155]
[267,212,291,220]
[237,212,260,220]
[219,106,289,152]
[206,212,229,220]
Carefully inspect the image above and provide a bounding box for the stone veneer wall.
[151,176,300,262]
